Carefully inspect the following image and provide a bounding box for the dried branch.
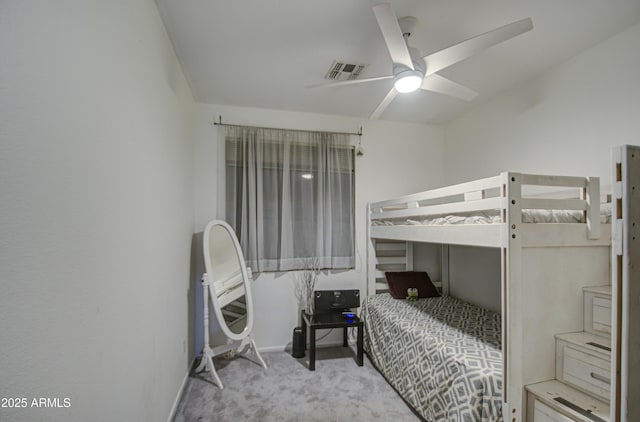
[292,258,321,314]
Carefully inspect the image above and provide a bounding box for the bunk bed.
[364,172,612,422]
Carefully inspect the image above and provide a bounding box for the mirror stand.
[195,273,267,389]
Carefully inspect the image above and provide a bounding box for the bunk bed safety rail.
[517,174,601,239]
[370,174,503,213]
[368,172,602,239]
[371,196,505,220]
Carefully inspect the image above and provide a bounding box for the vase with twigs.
[292,258,321,315]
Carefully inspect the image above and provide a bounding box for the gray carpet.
[173,347,422,422]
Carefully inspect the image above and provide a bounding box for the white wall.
[442,23,640,312]
[445,22,640,188]
[412,243,442,282]
[448,246,502,313]
[0,2,194,421]
[193,103,445,350]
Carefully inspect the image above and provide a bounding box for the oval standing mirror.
[198,220,267,389]
[204,220,253,340]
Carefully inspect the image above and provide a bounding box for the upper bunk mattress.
[372,203,611,227]
[362,293,502,421]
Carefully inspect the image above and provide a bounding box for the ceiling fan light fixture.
[394,70,423,93]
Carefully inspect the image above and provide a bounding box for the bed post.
[611,144,640,422]
[366,203,376,297]
[504,171,525,422]
[611,146,623,422]
[585,176,601,240]
[441,245,450,295]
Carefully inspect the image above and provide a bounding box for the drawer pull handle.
[590,372,611,384]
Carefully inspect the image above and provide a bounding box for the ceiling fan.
[310,3,533,119]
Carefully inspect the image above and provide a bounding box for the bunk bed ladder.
[372,240,413,293]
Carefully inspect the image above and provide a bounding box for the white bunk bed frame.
[366,171,611,422]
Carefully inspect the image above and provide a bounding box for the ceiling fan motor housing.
[393,69,423,93]
[392,59,426,93]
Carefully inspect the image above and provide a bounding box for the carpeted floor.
[173,346,422,422]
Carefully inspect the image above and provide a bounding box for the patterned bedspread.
[362,293,503,422]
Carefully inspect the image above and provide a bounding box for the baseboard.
[167,359,193,422]
[258,327,359,354]
[258,345,287,353]
[258,340,356,354]
[191,343,344,355]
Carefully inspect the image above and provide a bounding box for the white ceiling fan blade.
[307,75,393,89]
[373,3,414,70]
[422,18,533,76]
[370,87,398,120]
[420,74,478,101]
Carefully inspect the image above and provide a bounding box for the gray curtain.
[225,125,355,272]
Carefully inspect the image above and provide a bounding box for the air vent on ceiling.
[324,61,366,81]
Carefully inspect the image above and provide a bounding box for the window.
[225,125,355,272]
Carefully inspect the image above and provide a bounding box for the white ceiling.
[156,0,640,125]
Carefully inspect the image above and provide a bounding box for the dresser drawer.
[562,345,610,402]
[526,380,611,422]
[533,400,573,422]
[583,286,611,337]
[591,297,611,334]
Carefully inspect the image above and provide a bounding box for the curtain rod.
[211,115,363,137]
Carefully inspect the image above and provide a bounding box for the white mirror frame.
[203,219,254,341]
[197,220,267,389]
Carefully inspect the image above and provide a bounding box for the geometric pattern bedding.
[362,293,503,421]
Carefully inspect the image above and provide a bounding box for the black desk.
[300,311,363,371]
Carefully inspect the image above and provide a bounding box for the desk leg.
[309,327,316,371]
[301,313,307,352]
[343,327,348,347]
[356,323,363,367]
